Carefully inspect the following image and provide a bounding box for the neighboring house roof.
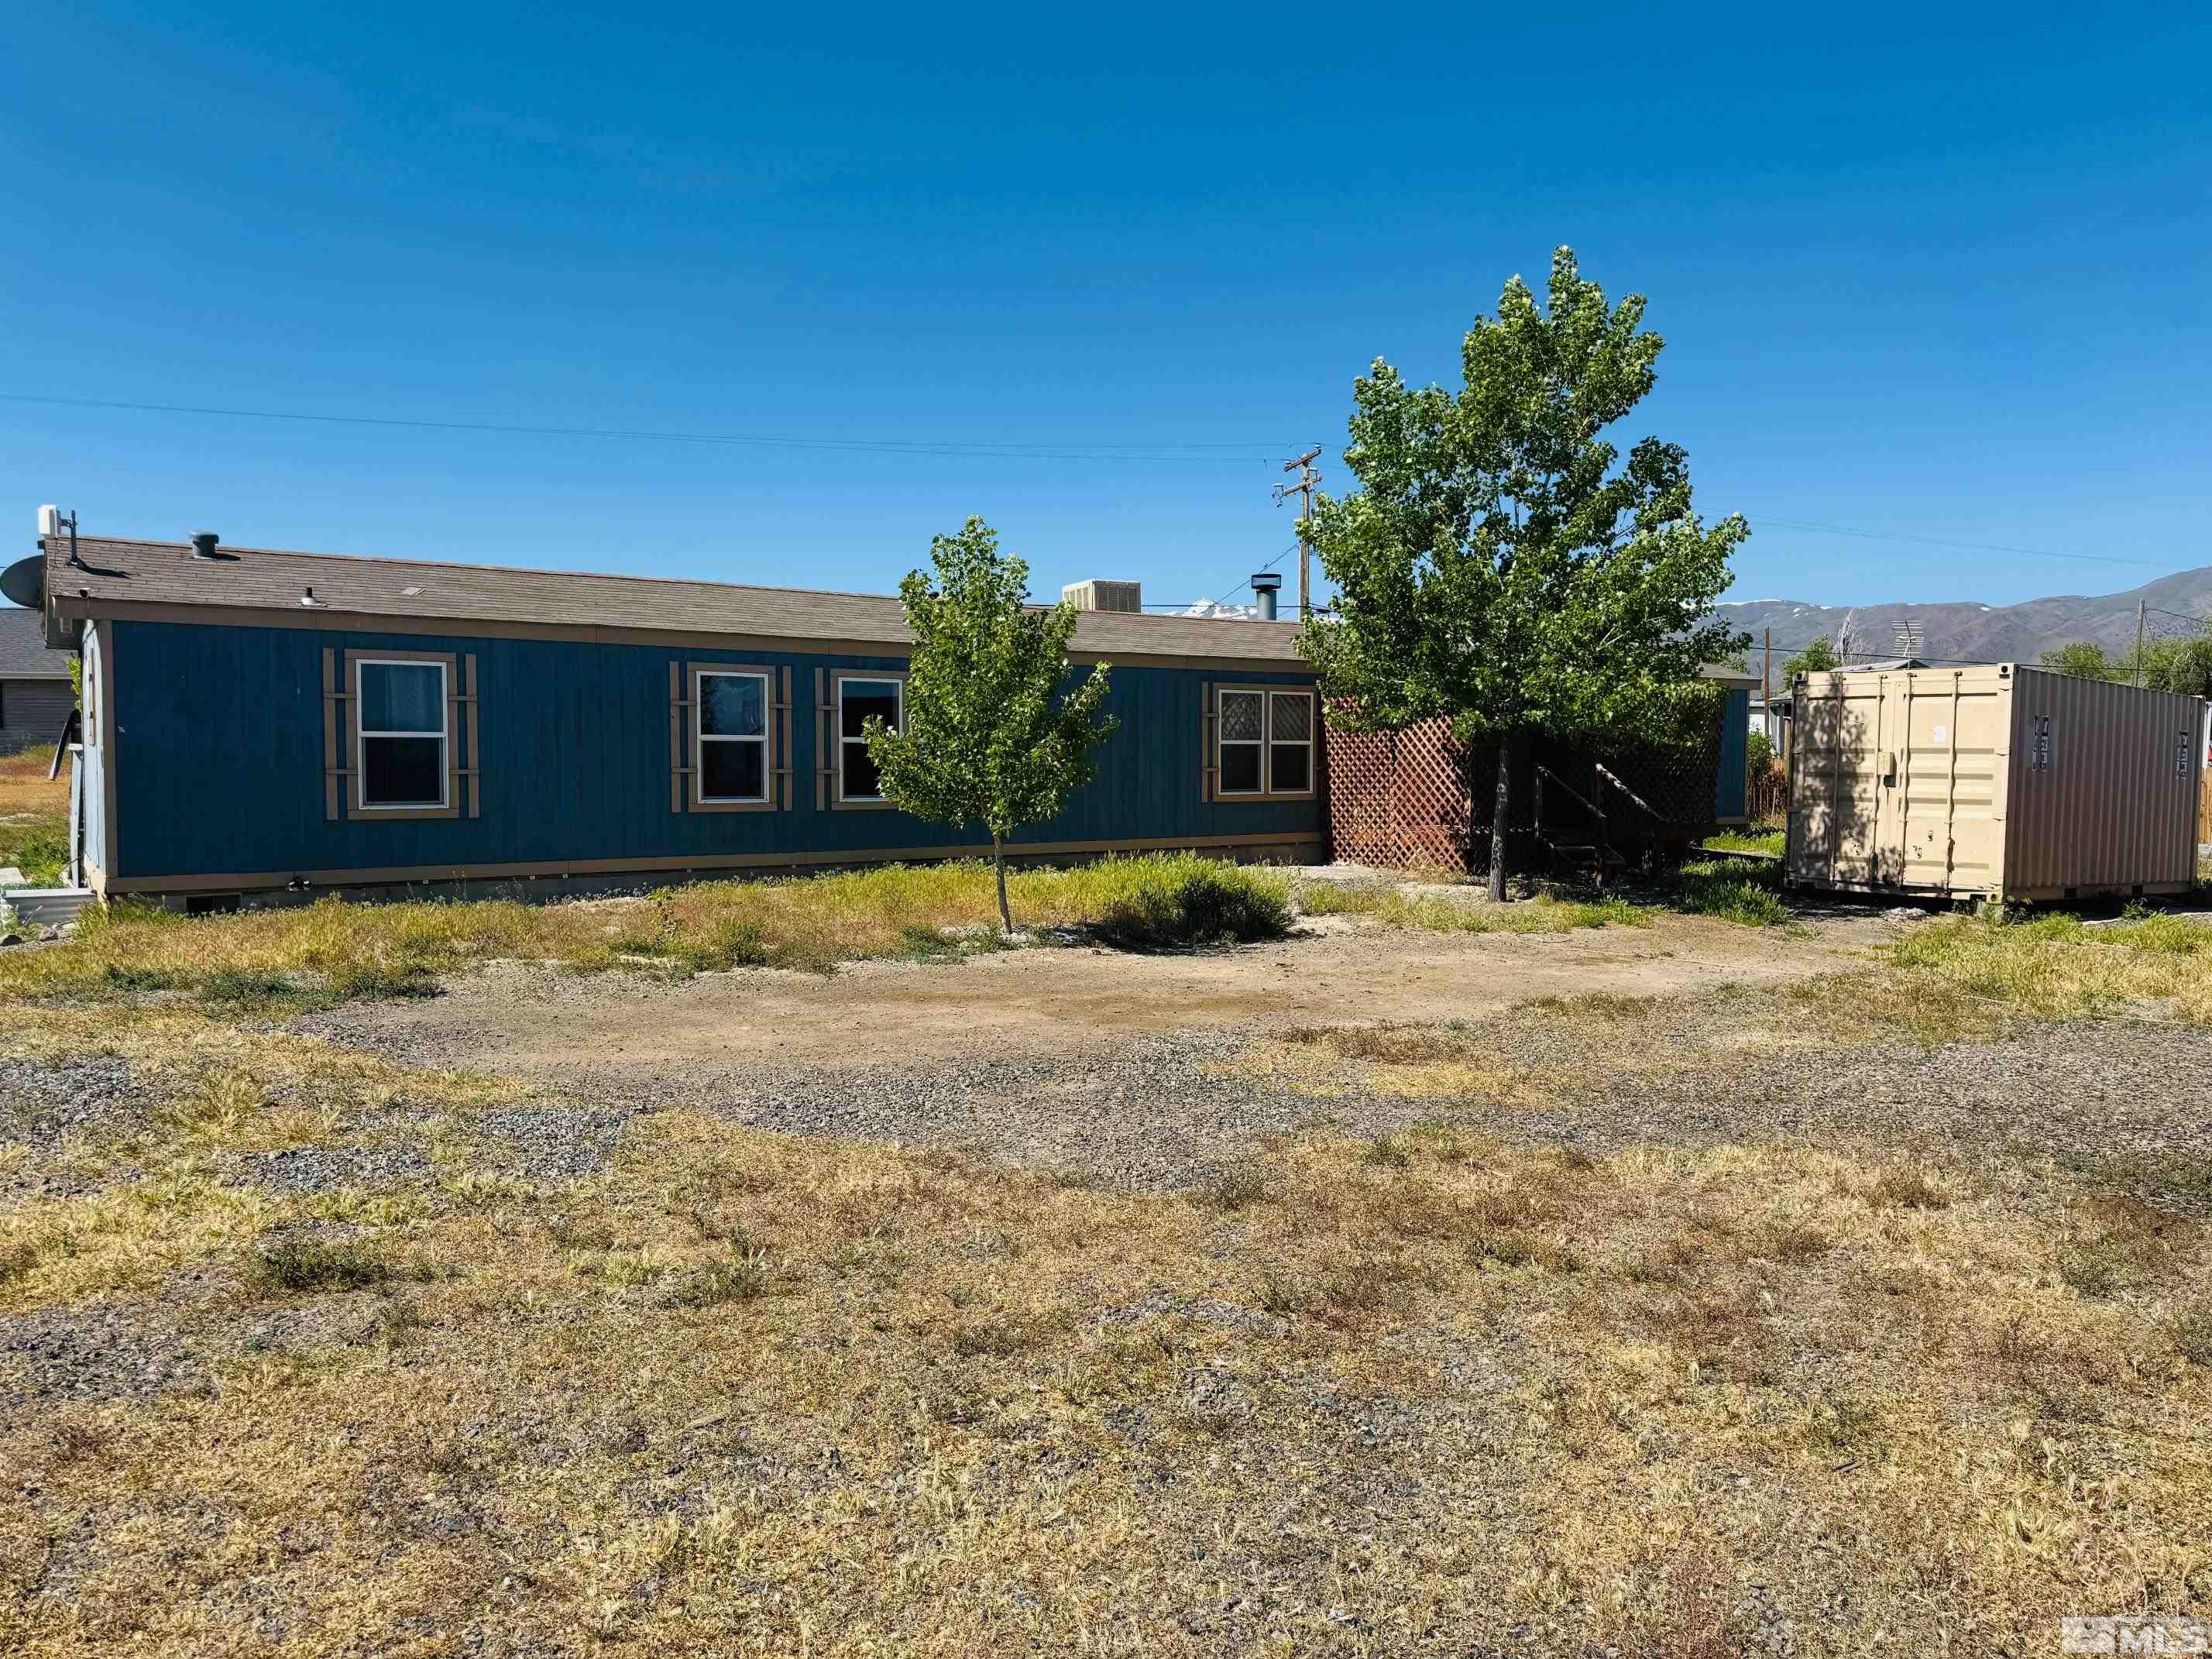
[0,604,73,678]
[42,534,1309,666]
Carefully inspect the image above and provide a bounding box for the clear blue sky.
[5,2,2207,613]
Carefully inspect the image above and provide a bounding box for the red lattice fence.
[1325,710,1725,875]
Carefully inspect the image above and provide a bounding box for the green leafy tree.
[864,517,1119,933]
[1297,246,1748,900]
[1747,728,1775,775]
[2040,641,2118,681]
[2137,636,2212,697]
[1781,636,1839,682]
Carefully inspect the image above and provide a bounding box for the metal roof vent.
[300,586,324,608]
[191,532,222,560]
[1250,570,1283,622]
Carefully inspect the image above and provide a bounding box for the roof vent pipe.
[1250,570,1282,622]
[190,532,222,560]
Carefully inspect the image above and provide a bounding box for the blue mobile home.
[43,531,1324,906]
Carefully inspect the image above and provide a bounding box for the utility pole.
[1274,447,1321,620]
[1761,626,1771,749]
[2135,599,2148,688]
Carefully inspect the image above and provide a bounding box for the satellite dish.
[0,556,43,610]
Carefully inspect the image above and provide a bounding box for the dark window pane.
[362,736,444,806]
[702,740,766,801]
[1270,694,1312,742]
[1270,743,1311,793]
[360,662,444,733]
[700,674,766,738]
[1220,744,1262,793]
[843,739,883,799]
[1220,692,1262,742]
[841,680,900,739]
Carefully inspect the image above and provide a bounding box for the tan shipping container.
[1786,665,2202,902]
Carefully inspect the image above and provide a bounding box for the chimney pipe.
[190,532,221,560]
[1250,570,1283,622]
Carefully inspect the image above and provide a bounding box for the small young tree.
[1299,246,1748,900]
[1781,636,1840,682]
[2134,637,2212,697]
[2039,641,2118,681]
[864,517,1119,933]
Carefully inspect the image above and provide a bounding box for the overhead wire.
[1747,515,2193,573]
[0,391,1293,465]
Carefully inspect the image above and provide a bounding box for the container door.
[1789,673,1891,887]
[1871,674,1916,886]
[1895,672,2008,894]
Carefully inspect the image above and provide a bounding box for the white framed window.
[836,675,904,804]
[1269,690,1314,794]
[1218,689,1266,795]
[696,668,771,804]
[1215,685,1315,799]
[355,658,449,810]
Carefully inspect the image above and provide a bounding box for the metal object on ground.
[1784,664,2201,902]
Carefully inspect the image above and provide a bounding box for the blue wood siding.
[109,620,1320,880]
[1713,687,1750,820]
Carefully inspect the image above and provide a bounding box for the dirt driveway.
[323,907,1901,1080]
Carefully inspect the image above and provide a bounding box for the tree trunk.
[1489,738,1512,903]
[991,833,1013,935]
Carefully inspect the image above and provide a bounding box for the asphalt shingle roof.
[0,605,71,678]
[42,534,1309,665]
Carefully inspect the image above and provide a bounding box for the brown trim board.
[55,596,1309,674]
[95,620,118,880]
[102,831,1323,895]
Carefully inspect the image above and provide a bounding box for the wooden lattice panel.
[1329,707,1727,874]
[1326,712,1475,871]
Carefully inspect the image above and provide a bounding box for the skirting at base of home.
[109,832,1330,911]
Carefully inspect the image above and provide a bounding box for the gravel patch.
[282,998,2212,1199]
[0,1054,139,1150]
[1,1299,208,1408]
[469,1104,638,1180]
[721,1032,1353,1190]
[486,1017,2212,1200]
[232,1141,434,1197]
[1095,1289,1290,1338]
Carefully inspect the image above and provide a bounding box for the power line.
[1752,515,2193,572]
[0,391,1292,465]
[1210,543,1299,613]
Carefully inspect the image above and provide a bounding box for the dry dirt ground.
[314,906,1901,1075]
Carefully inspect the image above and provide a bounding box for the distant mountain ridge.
[1719,565,2212,668]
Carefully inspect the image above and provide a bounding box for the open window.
[836,673,905,806]
[1214,685,1315,800]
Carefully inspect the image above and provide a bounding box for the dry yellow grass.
[1230,975,2015,1108]
[9,884,2212,1650]
[4,1087,2207,1652]
[4,990,2210,1654]
[1896,910,2212,1022]
[0,854,1293,1006]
